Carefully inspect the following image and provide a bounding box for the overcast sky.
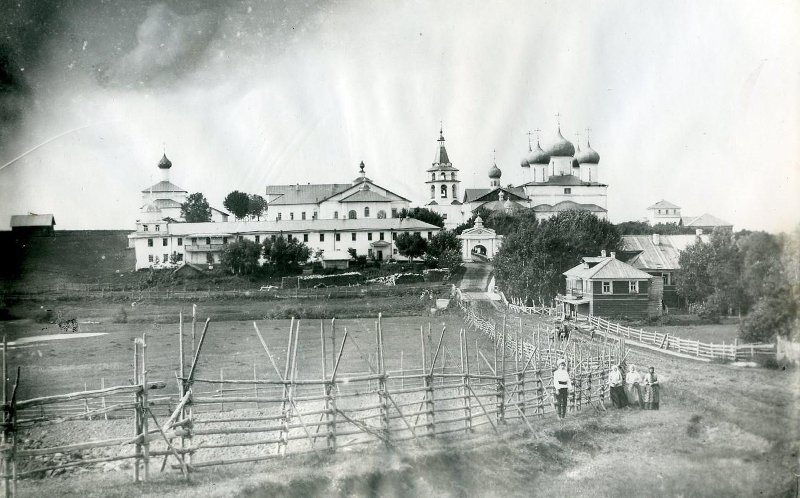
[1,0,798,232]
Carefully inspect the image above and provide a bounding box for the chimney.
[652,233,660,245]
[695,228,703,236]
[610,252,616,259]
[600,250,607,257]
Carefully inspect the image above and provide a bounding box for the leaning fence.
[1,303,619,495]
[574,313,774,361]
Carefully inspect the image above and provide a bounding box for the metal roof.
[10,214,56,227]
[532,201,607,213]
[681,213,732,228]
[141,181,187,193]
[339,190,393,203]
[621,234,709,271]
[564,257,653,280]
[520,175,606,187]
[647,200,681,210]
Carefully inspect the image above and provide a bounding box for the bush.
[688,299,721,324]
[112,306,128,324]
[423,268,450,282]
[34,308,55,323]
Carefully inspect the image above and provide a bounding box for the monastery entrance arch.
[457,216,503,262]
[471,245,487,256]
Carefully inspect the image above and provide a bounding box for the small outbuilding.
[322,250,351,270]
[10,214,56,237]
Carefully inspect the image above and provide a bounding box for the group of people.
[607,364,659,410]
[552,360,660,420]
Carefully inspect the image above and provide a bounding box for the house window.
[349,210,357,219]
[222,237,228,244]
[629,281,639,293]
[443,214,448,219]
[351,233,357,241]
[238,235,244,241]
[177,238,182,246]
[206,237,211,245]
[320,233,325,242]
[277,213,282,221]
[148,255,154,262]
[287,234,292,242]
[392,232,397,240]
[176,253,183,262]
[368,233,373,241]
[452,185,457,198]
[335,233,341,242]
[303,234,309,242]
[440,185,447,198]
[377,210,386,219]
[564,188,571,194]
[662,273,671,286]
[427,232,432,240]
[379,232,384,241]
[163,253,168,262]
[658,209,662,214]
[155,225,160,231]
[290,212,294,220]
[163,238,168,246]
[191,237,197,244]
[391,208,398,218]
[334,211,339,219]
[364,207,370,217]
[147,239,153,247]
[143,225,148,232]
[393,249,398,255]
[271,235,276,241]
[301,212,306,220]
[430,185,435,199]
[253,235,259,243]
[601,281,612,294]
[313,212,317,220]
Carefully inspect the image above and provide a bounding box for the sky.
[1,0,799,232]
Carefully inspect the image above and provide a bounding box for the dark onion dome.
[526,141,550,165]
[544,128,575,157]
[158,153,172,169]
[576,141,600,164]
[488,162,502,179]
[520,155,530,168]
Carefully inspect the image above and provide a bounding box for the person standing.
[607,364,627,409]
[553,359,572,419]
[626,365,643,408]
[643,366,660,410]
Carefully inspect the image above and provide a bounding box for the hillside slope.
[1,230,136,290]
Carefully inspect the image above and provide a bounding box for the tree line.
[179,191,267,222]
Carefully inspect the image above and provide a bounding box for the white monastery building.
[130,157,438,270]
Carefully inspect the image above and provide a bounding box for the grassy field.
[7,309,799,497]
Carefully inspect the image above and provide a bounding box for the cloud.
[100,3,220,87]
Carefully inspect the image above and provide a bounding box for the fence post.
[461,329,473,432]
[219,368,224,412]
[377,315,390,445]
[141,333,150,482]
[2,336,9,497]
[133,339,140,482]
[421,327,435,438]
[734,338,739,361]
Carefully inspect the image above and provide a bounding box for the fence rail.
[575,313,774,361]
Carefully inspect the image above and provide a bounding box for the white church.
[425,124,608,228]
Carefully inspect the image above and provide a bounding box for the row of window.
[431,172,457,181]
[148,231,434,249]
[430,184,458,199]
[277,208,396,221]
[142,224,161,232]
[147,237,182,247]
[600,281,640,294]
[656,209,678,215]
[147,253,184,263]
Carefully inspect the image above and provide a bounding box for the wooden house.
[557,251,658,320]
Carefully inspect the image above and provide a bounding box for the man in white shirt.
[607,364,628,409]
[553,359,572,419]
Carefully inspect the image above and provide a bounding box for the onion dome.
[576,141,600,164]
[158,154,172,169]
[488,162,502,179]
[526,140,550,165]
[503,198,514,212]
[520,155,530,168]
[545,128,575,157]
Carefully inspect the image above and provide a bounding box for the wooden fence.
[575,313,774,361]
[501,293,558,317]
[1,304,618,495]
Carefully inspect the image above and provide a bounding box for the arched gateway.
[458,216,503,262]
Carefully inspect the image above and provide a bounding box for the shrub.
[34,308,55,323]
[112,306,128,324]
[297,272,365,288]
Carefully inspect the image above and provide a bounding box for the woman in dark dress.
[643,366,660,410]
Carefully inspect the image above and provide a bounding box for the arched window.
[205,237,211,245]
[364,207,370,217]
[440,185,447,198]
[348,210,357,219]
[334,211,339,219]
[440,172,446,180]
[430,185,435,199]
[452,184,457,199]
[451,172,456,180]
[431,173,435,181]
[377,210,387,219]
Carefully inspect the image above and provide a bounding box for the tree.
[263,236,311,273]
[395,232,428,260]
[454,207,537,235]
[615,220,696,235]
[180,192,212,222]
[494,210,622,302]
[248,194,267,221]
[425,230,463,272]
[223,191,251,220]
[398,207,444,228]
[220,240,262,275]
